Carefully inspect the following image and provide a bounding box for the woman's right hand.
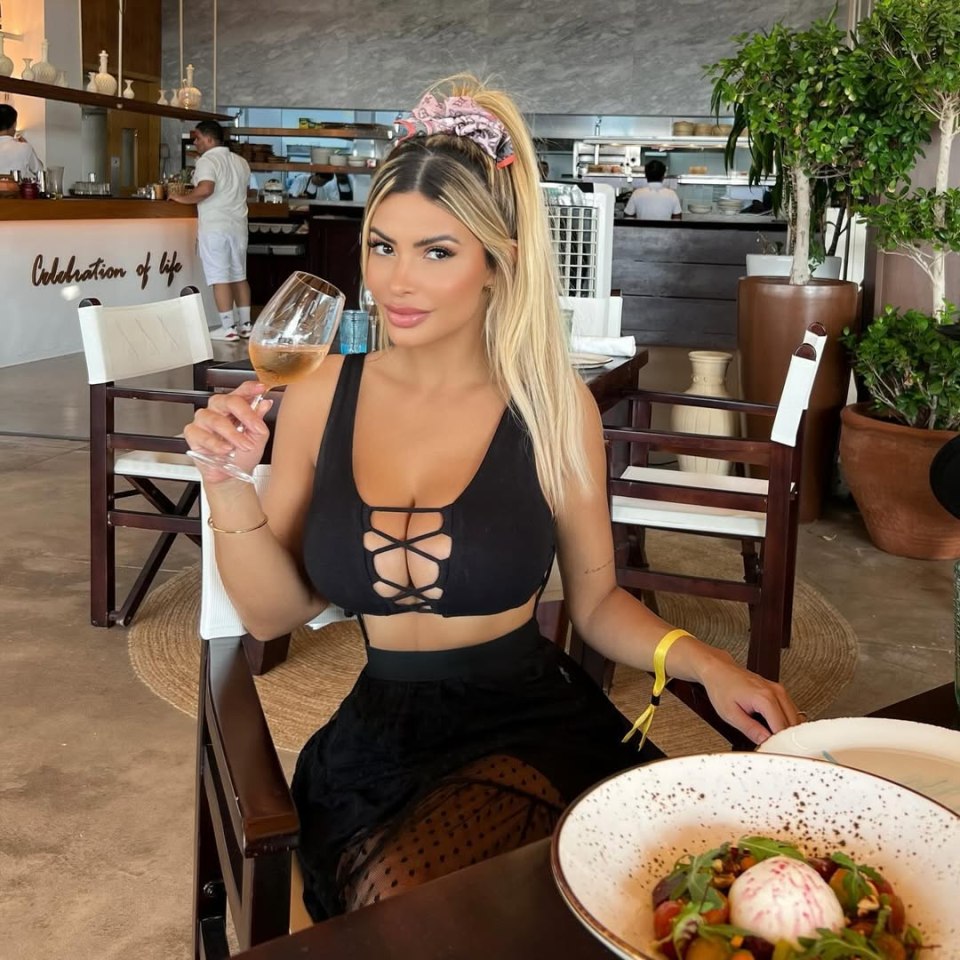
[185,381,274,483]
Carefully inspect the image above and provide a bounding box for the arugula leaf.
[795,928,884,960]
[738,836,806,862]
[699,922,753,940]
[830,851,884,906]
[670,901,706,954]
[671,844,729,902]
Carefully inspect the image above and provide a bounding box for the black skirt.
[291,619,661,920]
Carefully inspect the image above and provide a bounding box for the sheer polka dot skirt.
[336,754,564,911]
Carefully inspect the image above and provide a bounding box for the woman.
[185,76,800,924]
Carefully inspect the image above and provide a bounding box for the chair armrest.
[109,434,191,454]
[604,427,775,468]
[109,387,212,405]
[205,636,299,854]
[623,390,778,417]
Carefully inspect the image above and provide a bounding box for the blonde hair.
[361,75,589,513]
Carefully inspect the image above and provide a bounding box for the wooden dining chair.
[603,322,828,682]
[78,286,213,627]
[195,467,352,958]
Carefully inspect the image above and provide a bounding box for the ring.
[797,711,808,721]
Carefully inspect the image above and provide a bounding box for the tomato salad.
[651,837,926,960]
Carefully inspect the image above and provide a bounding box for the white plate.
[551,753,960,960]
[759,716,960,813]
[570,352,614,369]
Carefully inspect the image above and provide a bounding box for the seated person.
[185,75,799,925]
[0,105,43,177]
[624,159,682,220]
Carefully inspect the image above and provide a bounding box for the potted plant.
[705,14,925,520]
[839,0,960,559]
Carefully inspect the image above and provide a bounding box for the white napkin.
[570,334,636,358]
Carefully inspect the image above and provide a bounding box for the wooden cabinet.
[81,0,162,81]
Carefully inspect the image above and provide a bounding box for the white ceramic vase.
[32,39,58,84]
[21,58,35,81]
[55,70,69,87]
[670,350,739,475]
[93,50,117,95]
[0,39,13,78]
[169,89,181,108]
[178,63,201,109]
[86,71,97,92]
[122,79,135,99]
[156,89,169,105]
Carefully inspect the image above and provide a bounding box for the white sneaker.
[238,321,254,339]
[222,326,240,341]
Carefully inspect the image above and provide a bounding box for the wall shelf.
[0,75,233,122]
[249,161,375,174]
[233,125,393,140]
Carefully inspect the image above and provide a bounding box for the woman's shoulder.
[273,353,349,450]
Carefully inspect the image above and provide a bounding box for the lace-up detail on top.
[302,355,555,619]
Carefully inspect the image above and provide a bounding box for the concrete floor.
[0,350,955,960]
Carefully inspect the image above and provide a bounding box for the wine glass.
[188,271,344,483]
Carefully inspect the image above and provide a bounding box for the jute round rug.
[129,532,858,757]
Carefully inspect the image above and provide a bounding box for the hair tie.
[394,93,515,169]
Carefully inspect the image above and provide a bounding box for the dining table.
[204,349,649,416]
[233,682,959,960]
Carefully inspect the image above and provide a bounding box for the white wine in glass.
[188,271,344,483]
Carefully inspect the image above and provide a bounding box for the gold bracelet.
[622,628,693,750]
[206,515,268,535]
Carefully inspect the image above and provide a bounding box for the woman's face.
[364,191,495,347]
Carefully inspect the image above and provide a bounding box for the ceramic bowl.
[249,223,262,233]
[280,223,295,234]
[269,223,282,234]
[552,753,960,960]
[687,202,712,214]
[347,157,365,168]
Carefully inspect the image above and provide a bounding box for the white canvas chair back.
[78,287,212,384]
[200,465,349,640]
[769,323,828,447]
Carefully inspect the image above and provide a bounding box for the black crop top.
[302,354,556,617]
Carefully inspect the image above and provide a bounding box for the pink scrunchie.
[394,93,515,169]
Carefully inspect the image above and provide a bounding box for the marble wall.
[162,0,848,115]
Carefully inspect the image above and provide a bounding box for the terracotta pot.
[738,276,860,522]
[840,404,960,560]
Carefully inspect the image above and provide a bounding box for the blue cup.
[339,310,369,354]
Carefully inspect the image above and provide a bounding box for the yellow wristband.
[206,515,268,535]
[622,629,692,750]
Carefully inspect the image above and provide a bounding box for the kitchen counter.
[0,198,199,221]
[612,220,786,350]
[615,214,787,229]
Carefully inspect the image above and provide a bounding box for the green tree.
[856,0,960,318]
[708,13,927,285]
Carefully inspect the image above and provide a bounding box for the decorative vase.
[86,71,97,92]
[156,89,169,105]
[169,88,181,108]
[0,39,13,78]
[55,70,69,87]
[178,64,201,110]
[670,351,739,475]
[21,58,35,82]
[93,50,117,95]
[122,79,135,99]
[32,39,58,84]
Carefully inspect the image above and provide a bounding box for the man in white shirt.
[0,105,43,178]
[624,160,682,221]
[170,121,252,340]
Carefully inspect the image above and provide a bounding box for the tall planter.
[738,277,859,522]
[840,404,960,560]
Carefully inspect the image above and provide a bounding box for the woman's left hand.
[694,650,801,745]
